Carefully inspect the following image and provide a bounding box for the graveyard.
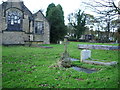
[2,42,119,88]
[0,0,120,89]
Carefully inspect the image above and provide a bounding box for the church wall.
[30,21,33,33]
[1,1,30,45]
[1,1,50,45]
[2,31,29,45]
[34,12,50,44]
[44,20,50,44]
[0,4,2,31]
[34,34,44,41]
[5,2,22,10]
[1,2,29,45]
[23,15,30,33]
[0,4,2,45]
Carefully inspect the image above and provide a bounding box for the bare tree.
[82,0,120,16]
[82,0,120,43]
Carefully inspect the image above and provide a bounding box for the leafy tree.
[68,10,86,40]
[46,4,66,43]
[46,3,55,17]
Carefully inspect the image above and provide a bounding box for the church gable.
[34,10,46,21]
[0,0,50,45]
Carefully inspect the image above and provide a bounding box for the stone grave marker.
[81,49,91,62]
[60,36,71,68]
[80,49,117,66]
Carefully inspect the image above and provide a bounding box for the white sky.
[0,0,119,24]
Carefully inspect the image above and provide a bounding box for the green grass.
[2,42,119,88]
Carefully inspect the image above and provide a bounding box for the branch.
[82,0,120,16]
[112,2,120,14]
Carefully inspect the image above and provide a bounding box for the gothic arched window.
[6,9,23,31]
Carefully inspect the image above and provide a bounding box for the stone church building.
[0,0,50,45]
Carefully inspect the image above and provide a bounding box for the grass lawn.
[2,42,119,88]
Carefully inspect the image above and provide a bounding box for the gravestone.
[60,36,71,68]
[80,49,117,66]
[78,44,120,50]
[81,49,91,62]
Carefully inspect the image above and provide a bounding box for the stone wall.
[0,4,2,32]
[2,31,29,45]
[0,4,2,45]
[34,11,50,44]
[33,34,44,41]
[5,1,22,9]
[0,32,2,45]
[0,1,50,45]
[23,17,30,33]
[44,20,50,44]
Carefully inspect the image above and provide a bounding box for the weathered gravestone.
[81,49,91,62]
[78,44,120,50]
[60,36,71,68]
[80,49,117,66]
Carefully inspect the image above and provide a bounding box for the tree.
[112,19,120,43]
[86,14,95,25]
[68,10,87,40]
[82,0,120,43]
[66,23,76,38]
[82,0,120,16]
[46,3,66,43]
[46,3,55,17]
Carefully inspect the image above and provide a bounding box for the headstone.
[81,49,91,62]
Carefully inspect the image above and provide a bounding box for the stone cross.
[63,36,69,53]
[60,36,71,68]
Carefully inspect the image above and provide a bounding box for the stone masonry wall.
[0,1,50,45]
[2,31,29,45]
[44,20,50,44]
[0,4,2,45]
[34,34,44,41]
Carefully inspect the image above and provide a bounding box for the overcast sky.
[0,0,119,24]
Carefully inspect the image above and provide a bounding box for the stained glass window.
[6,10,22,31]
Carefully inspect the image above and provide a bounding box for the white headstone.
[81,49,91,61]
